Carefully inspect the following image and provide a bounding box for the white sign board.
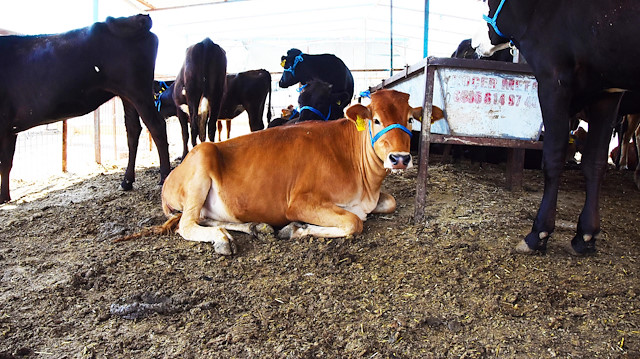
[431,68,543,140]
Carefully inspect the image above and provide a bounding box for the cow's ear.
[410,107,423,121]
[346,104,372,132]
[345,104,372,121]
[430,106,444,123]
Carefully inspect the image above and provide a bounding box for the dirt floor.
[1,154,639,358]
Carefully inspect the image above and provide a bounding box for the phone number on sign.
[453,90,539,108]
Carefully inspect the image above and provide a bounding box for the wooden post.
[112,99,117,160]
[414,61,436,225]
[62,120,68,173]
[94,108,101,165]
[506,148,526,191]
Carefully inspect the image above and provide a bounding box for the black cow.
[267,80,337,128]
[216,69,273,141]
[484,0,640,255]
[279,48,354,121]
[451,38,513,62]
[0,14,170,202]
[155,69,272,155]
[173,38,227,153]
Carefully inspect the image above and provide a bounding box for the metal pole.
[424,0,429,58]
[62,120,67,172]
[390,0,393,76]
[93,0,102,165]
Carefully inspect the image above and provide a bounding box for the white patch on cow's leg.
[177,221,235,255]
[179,104,190,116]
[199,97,209,114]
[199,219,275,238]
[277,222,358,240]
[372,192,396,214]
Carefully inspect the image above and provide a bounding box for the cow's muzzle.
[387,152,413,171]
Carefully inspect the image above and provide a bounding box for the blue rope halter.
[368,120,412,149]
[283,54,304,77]
[300,105,332,121]
[482,0,509,39]
[154,81,169,112]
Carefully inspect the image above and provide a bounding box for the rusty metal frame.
[369,57,543,224]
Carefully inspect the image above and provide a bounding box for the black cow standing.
[173,38,227,154]
[279,48,353,121]
[0,14,170,202]
[155,69,272,156]
[216,69,273,141]
[483,0,640,255]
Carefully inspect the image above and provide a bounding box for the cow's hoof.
[277,222,306,240]
[120,179,134,191]
[515,231,549,255]
[251,223,274,240]
[565,233,597,256]
[213,228,235,256]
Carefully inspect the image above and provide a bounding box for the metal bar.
[94,109,101,165]
[390,0,393,77]
[414,62,436,224]
[423,0,429,58]
[62,120,67,173]
[430,134,543,149]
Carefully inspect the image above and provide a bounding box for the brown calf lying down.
[156,89,421,255]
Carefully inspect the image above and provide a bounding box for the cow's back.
[0,15,158,130]
[172,120,362,226]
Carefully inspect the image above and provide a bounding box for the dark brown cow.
[173,38,227,157]
[215,69,272,141]
[0,14,170,201]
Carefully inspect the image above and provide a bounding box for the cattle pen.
[10,68,393,187]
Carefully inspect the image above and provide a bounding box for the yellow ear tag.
[280,59,286,68]
[356,115,366,131]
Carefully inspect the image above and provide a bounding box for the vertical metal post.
[390,0,393,76]
[423,0,429,58]
[414,61,435,224]
[93,0,102,165]
[62,120,68,172]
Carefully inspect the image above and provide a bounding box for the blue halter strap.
[300,105,332,121]
[482,0,509,39]
[154,81,169,112]
[368,121,412,149]
[283,54,304,77]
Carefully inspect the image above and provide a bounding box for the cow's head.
[346,89,417,171]
[279,48,303,88]
[297,80,334,122]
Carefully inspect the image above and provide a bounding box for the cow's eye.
[374,119,381,125]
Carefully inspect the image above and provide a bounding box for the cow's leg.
[372,192,397,214]
[0,132,18,203]
[225,120,231,140]
[279,200,363,239]
[216,121,223,142]
[123,97,171,189]
[121,101,142,191]
[569,92,622,255]
[246,105,265,132]
[176,176,235,255]
[619,115,633,169]
[176,109,190,159]
[634,122,640,189]
[199,219,274,239]
[516,84,572,254]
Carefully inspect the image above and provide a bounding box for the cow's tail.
[112,214,181,243]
